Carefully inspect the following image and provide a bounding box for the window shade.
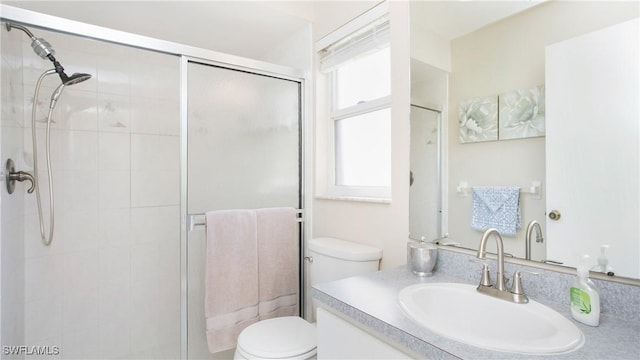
[319,16,390,73]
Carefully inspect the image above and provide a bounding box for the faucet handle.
[468,259,491,287]
[511,270,539,295]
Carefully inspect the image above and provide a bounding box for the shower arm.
[5,22,36,39]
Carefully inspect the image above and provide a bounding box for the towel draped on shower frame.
[203,207,300,353]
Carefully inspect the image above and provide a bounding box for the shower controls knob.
[5,158,36,194]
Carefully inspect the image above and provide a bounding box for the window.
[320,14,391,199]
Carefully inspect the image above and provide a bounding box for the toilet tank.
[309,237,382,286]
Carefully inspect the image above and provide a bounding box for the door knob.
[548,210,561,221]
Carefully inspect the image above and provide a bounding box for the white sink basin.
[398,282,584,355]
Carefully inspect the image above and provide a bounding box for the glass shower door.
[409,105,442,241]
[185,61,301,359]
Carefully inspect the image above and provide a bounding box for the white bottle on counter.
[570,254,600,326]
[591,245,615,276]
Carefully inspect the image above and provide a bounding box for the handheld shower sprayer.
[6,22,92,87]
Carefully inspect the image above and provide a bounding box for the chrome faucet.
[474,228,537,303]
[476,228,507,291]
[525,220,544,260]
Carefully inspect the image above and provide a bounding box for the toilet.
[234,237,383,360]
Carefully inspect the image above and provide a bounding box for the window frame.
[327,55,392,200]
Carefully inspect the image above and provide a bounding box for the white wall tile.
[62,289,98,335]
[98,132,130,170]
[129,276,161,355]
[130,97,179,135]
[97,55,131,96]
[130,243,159,284]
[61,209,99,252]
[130,206,179,245]
[98,285,132,356]
[61,170,98,211]
[98,246,131,290]
[131,134,179,171]
[25,296,63,344]
[59,89,98,131]
[98,170,130,209]
[130,298,159,353]
[131,170,179,207]
[98,321,131,359]
[61,327,98,359]
[62,131,98,170]
[63,250,99,294]
[98,286,131,331]
[159,243,181,282]
[157,277,180,346]
[25,255,64,302]
[98,93,131,132]
[98,208,131,248]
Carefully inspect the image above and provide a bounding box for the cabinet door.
[317,308,411,359]
[545,19,639,277]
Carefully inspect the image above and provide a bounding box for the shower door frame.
[180,57,306,358]
[0,5,311,359]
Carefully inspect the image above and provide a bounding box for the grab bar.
[187,209,304,231]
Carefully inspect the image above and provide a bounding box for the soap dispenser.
[570,255,600,326]
[591,245,615,276]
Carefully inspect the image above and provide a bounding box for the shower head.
[61,72,92,86]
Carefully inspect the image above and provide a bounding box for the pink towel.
[204,210,259,353]
[256,207,299,320]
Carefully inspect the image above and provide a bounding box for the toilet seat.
[236,316,317,359]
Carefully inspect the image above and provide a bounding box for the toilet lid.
[237,316,316,358]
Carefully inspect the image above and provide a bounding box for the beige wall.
[447,1,639,258]
[311,1,411,269]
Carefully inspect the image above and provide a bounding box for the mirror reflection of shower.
[6,22,92,246]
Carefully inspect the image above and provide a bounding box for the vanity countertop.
[312,265,640,360]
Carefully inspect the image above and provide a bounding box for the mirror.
[409,1,640,280]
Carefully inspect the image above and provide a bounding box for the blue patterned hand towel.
[471,186,521,236]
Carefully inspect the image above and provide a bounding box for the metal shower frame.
[0,5,311,359]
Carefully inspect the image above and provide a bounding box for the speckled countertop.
[312,250,640,360]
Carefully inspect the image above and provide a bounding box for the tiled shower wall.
[2,26,181,359]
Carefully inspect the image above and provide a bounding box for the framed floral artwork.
[498,85,545,140]
[458,95,498,143]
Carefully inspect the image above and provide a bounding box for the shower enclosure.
[1,7,305,360]
[409,105,442,241]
